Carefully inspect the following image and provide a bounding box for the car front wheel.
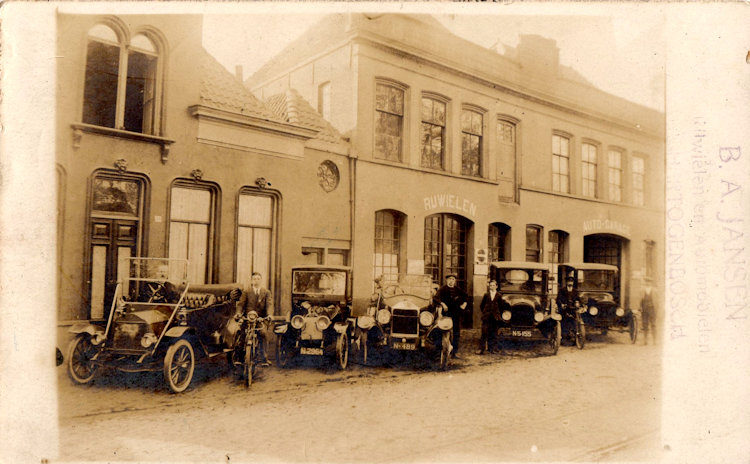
[628,315,638,344]
[67,334,99,385]
[163,339,195,393]
[276,335,294,368]
[547,322,561,355]
[336,332,349,370]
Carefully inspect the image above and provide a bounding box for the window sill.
[71,123,176,164]
[364,158,500,185]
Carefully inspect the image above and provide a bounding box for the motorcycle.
[559,302,586,350]
[227,311,277,387]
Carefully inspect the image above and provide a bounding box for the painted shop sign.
[423,194,477,218]
[583,218,631,237]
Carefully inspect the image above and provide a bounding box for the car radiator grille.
[510,305,536,326]
[112,322,146,350]
[391,309,419,336]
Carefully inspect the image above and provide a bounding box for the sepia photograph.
[0,2,747,463]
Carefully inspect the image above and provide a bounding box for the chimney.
[517,34,559,75]
[235,65,243,82]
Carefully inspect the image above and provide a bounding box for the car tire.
[628,315,638,344]
[548,321,561,355]
[276,335,294,368]
[575,320,586,350]
[336,332,349,370]
[163,339,195,394]
[439,331,451,371]
[67,334,99,385]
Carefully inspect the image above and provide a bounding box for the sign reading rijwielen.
[582,218,632,238]
[423,194,478,218]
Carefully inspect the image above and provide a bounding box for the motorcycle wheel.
[575,320,586,350]
[336,332,349,370]
[67,334,99,385]
[244,336,255,388]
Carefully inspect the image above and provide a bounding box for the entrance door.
[87,174,144,319]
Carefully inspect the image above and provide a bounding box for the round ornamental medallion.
[317,161,340,192]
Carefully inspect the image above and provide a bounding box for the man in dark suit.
[556,275,580,317]
[236,272,274,365]
[640,285,656,345]
[438,274,468,359]
[478,279,503,354]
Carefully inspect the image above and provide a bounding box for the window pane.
[168,221,189,261]
[187,223,208,284]
[124,50,157,133]
[83,41,119,128]
[239,194,272,227]
[90,246,107,319]
[236,227,253,286]
[252,228,271,288]
[92,178,140,215]
[88,24,118,42]
[170,187,211,222]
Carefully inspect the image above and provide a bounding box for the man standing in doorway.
[237,272,274,365]
[438,274,468,359]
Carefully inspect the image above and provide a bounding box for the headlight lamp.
[436,317,453,331]
[291,315,305,330]
[502,310,512,321]
[589,306,599,316]
[247,310,259,322]
[357,315,375,330]
[140,332,157,348]
[376,309,391,325]
[316,315,331,331]
[419,311,434,327]
[615,307,625,317]
[534,312,544,323]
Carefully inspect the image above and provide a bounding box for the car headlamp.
[357,315,375,330]
[436,317,453,331]
[247,310,259,322]
[140,332,157,348]
[291,315,305,330]
[534,312,544,323]
[376,309,391,325]
[615,307,625,317]
[502,310,512,321]
[419,311,435,327]
[316,315,331,331]
[589,306,599,316]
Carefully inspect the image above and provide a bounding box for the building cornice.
[188,105,318,141]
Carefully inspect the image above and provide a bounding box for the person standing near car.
[478,279,503,354]
[438,274,468,359]
[236,272,274,366]
[556,275,581,316]
[640,285,656,345]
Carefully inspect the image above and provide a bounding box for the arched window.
[525,224,543,263]
[82,24,163,135]
[374,210,405,279]
[425,214,470,288]
[548,229,569,264]
[236,189,277,289]
[488,223,510,262]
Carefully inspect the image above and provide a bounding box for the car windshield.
[124,258,188,303]
[578,270,616,292]
[496,268,546,294]
[379,274,434,300]
[293,270,347,297]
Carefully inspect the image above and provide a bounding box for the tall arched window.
[488,223,510,262]
[83,23,163,134]
[374,210,404,279]
[236,189,277,289]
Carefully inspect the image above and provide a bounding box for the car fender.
[333,322,349,334]
[68,323,102,337]
[164,326,194,338]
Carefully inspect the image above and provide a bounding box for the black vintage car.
[352,274,453,369]
[273,265,353,369]
[558,263,637,343]
[66,258,244,393]
[488,261,561,355]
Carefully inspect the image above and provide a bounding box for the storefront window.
[525,225,543,263]
[374,210,403,279]
[488,223,510,262]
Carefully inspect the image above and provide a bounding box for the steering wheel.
[145,282,166,303]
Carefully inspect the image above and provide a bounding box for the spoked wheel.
[351,330,368,366]
[67,334,100,385]
[276,335,294,368]
[575,319,586,350]
[547,322,561,355]
[336,332,349,370]
[244,338,256,387]
[439,331,452,371]
[628,315,638,344]
[163,339,195,393]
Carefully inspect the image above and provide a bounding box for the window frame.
[234,187,279,289]
[373,79,407,163]
[496,116,520,202]
[548,229,569,264]
[552,132,571,194]
[581,142,598,198]
[632,155,646,206]
[488,222,511,262]
[608,148,624,202]
[525,224,543,263]
[420,93,448,171]
[461,106,485,177]
[374,209,404,279]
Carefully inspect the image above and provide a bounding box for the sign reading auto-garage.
[582,219,631,237]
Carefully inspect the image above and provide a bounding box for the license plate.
[511,330,533,338]
[393,342,416,350]
[300,347,323,355]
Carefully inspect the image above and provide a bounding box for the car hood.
[580,292,616,307]
[384,294,430,311]
[502,294,542,310]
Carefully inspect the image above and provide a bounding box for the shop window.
[169,183,217,284]
[318,82,331,122]
[584,235,622,268]
[608,149,623,202]
[424,214,469,289]
[374,82,405,162]
[488,223,510,262]
[82,24,161,134]
[421,96,446,170]
[374,210,404,279]
[552,134,570,193]
[581,143,598,198]
[461,109,483,177]
[236,191,275,288]
[548,230,569,264]
[632,156,645,206]
[525,225,543,263]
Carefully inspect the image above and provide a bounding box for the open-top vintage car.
[489,261,561,355]
[274,265,353,369]
[558,263,637,343]
[66,258,244,393]
[352,274,453,370]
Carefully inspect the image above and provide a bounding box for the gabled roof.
[264,89,345,144]
[198,49,281,121]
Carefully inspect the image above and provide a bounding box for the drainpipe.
[348,146,357,310]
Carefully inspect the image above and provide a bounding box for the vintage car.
[66,258,244,393]
[488,261,561,355]
[352,274,453,370]
[274,265,353,369]
[558,263,637,343]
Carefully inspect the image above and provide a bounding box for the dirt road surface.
[57,330,662,462]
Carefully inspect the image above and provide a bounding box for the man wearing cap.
[438,274,468,359]
[556,275,581,322]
